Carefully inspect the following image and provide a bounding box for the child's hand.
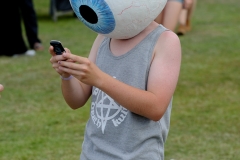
[57,52,103,87]
[49,46,71,77]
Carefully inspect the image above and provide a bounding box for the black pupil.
[79,5,98,24]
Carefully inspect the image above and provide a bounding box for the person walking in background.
[155,0,184,32]
[155,0,193,33]
[0,0,43,57]
[19,0,44,51]
[0,1,35,57]
[177,0,197,35]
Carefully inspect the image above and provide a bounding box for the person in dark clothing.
[1,1,29,56]
[0,0,42,57]
[19,0,44,51]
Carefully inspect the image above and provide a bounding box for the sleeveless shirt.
[80,25,172,160]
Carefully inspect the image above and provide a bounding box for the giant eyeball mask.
[69,0,167,39]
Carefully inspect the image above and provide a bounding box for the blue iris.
[70,0,116,34]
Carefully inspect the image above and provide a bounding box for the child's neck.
[109,21,159,56]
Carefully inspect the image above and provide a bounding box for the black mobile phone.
[50,40,65,55]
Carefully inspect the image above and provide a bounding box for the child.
[49,20,181,159]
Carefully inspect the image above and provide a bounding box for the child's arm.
[96,31,181,121]
[58,31,181,121]
[49,34,105,109]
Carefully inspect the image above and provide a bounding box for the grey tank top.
[80,25,172,160]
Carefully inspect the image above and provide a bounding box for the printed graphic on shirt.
[91,87,128,134]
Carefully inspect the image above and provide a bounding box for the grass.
[0,0,239,159]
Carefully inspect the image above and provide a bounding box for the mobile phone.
[50,40,65,55]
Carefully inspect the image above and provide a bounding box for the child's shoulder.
[158,30,181,48]
[154,30,181,57]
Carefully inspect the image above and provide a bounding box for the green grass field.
[0,0,239,159]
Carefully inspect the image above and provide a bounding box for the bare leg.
[177,9,188,35]
[177,0,197,35]
[154,12,163,24]
[186,0,197,31]
[161,1,182,32]
[179,9,188,26]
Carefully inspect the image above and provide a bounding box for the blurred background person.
[155,0,193,33]
[0,0,42,57]
[19,0,44,51]
[155,0,184,32]
[177,0,197,35]
[1,1,34,57]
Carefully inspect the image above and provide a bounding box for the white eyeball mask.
[69,0,167,39]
